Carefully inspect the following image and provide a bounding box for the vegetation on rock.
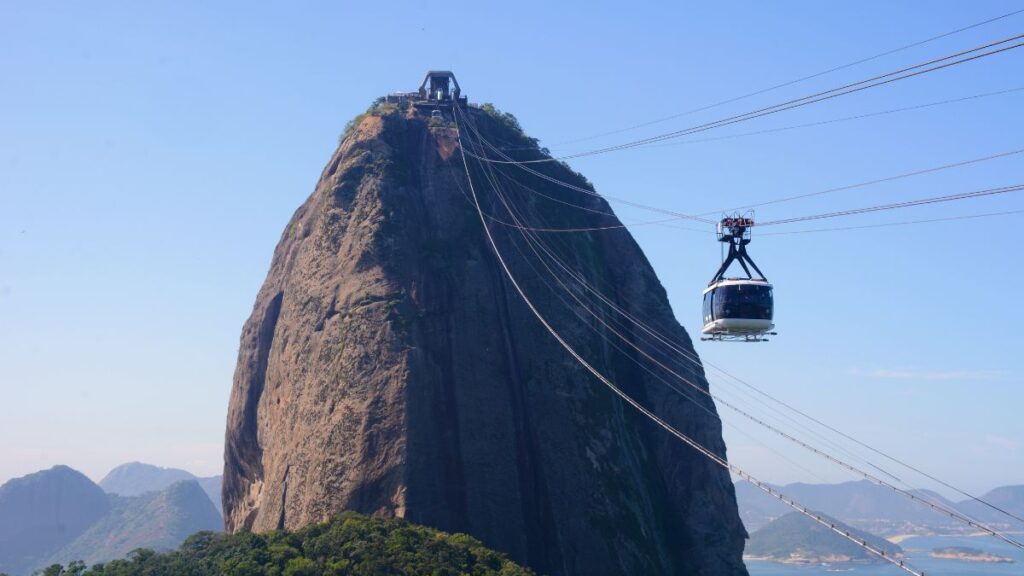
[340,97,399,143]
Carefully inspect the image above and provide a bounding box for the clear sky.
[1,1,1022,497]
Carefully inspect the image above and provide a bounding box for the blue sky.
[1,1,1021,497]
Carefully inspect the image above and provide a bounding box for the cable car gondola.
[702,216,776,342]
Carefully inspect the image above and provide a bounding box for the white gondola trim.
[702,278,773,295]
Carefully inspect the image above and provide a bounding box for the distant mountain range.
[0,466,110,576]
[957,484,1024,526]
[4,466,1018,575]
[46,480,221,569]
[736,479,1024,535]
[0,464,222,576]
[745,511,903,564]
[99,462,195,496]
[99,462,222,514]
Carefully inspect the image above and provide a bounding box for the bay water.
[746,534,1022,576]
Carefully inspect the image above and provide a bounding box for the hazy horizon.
[10,461,1023,503]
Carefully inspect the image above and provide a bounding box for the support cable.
[758,184,1024,226]
[450,158,903,489]
[496,166,1024,526]
[457,141,836,486]
[760,208,1024,235]
[454,110,927,576]
[469,34,1024,163]
[638,87,1024,152]
[463,110,1024,235]
[479,173,914,486]
[701,147,1024,216]
[457,105,1024,532]
[459,109,712,223]
[465,134,1024,550]
[549,8,1024,147]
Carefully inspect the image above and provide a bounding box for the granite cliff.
[223,101,748,575]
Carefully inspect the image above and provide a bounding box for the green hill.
[745,511,902,564]
[46,480,221,568]
[30,512,534,576]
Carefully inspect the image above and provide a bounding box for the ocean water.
[745,535,1023,576]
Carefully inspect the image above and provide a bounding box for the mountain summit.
[223,96,747,575]
[100,462,223,515]
[0,466,109,575]
[99,462,195,497]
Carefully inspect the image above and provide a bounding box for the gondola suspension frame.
[702,214,777,342]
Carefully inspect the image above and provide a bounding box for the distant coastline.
[742,554,880,566]
[929,546,1014,563]
[747,534,1024,575]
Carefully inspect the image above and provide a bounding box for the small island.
[929,546,1014,563]
[744,511,903,565]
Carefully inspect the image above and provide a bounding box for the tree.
[36,565,64,576]
[282,558,317,576]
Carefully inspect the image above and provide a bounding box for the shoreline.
[742,554,883,566]
[888,530,1024,544]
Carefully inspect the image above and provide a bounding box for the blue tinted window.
[712,284,773,320]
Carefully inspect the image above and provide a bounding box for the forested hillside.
[25,512,533,576]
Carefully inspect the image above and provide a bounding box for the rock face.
[223,103,748,575]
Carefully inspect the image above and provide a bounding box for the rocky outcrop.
[223,104,748,575]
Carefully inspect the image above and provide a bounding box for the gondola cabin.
[702,215,776,341]
[702,279,774,338]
